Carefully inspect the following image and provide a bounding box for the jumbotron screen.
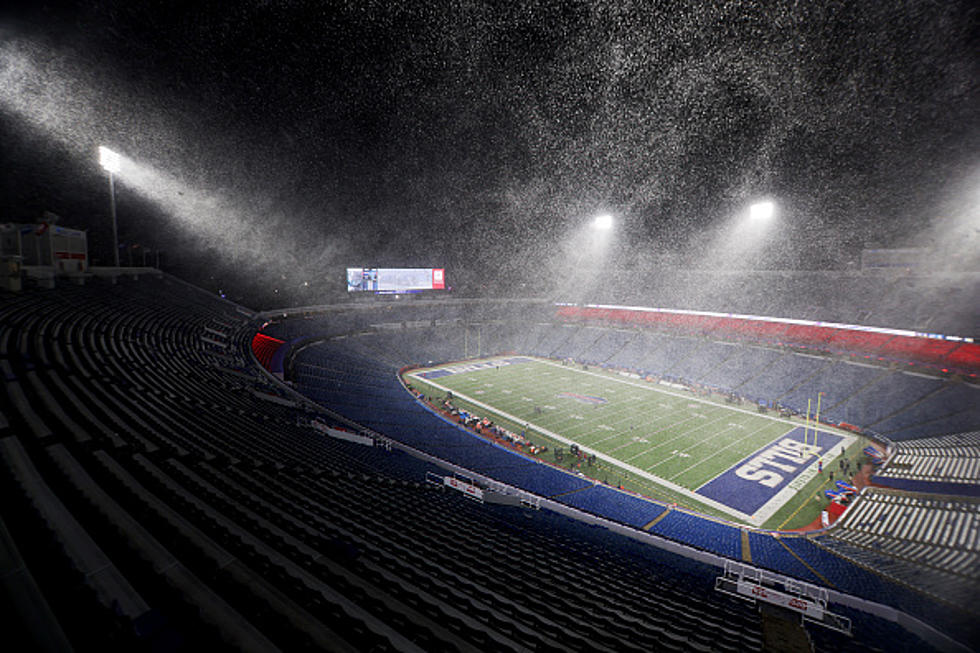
[346,267,446,294]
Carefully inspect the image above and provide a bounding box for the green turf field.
[405,355,859,529]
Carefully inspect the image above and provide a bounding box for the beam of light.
[911,163,980,272]
[548,211,619,303]
[690,200,784,273]
[112,155,312,270]
[102,152,348,282]
[0,34,122,153]
[0,34,348,283]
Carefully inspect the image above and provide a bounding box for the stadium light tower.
[593,213,613,230]
[749,201,775,221]
[99,146,122,267]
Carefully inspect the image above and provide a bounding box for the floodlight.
[749,201,774,221]
[99,146,121,173]
[593,214,613,230]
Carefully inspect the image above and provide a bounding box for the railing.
[716,561,850,635]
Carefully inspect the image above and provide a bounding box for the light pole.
[99,146,121,267]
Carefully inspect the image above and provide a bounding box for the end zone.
[697,426,856,524]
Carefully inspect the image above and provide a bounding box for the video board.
[346,267,445,294]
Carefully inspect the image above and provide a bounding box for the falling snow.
[0,1,977,308]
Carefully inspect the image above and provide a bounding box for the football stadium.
[2,2,979,652]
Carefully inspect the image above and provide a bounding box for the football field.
[406,355,855,527]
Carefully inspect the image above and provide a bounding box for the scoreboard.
[346,267,446,294]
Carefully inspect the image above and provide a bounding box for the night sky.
[1,1,978,302]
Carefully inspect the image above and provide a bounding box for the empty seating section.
[825,329,895,355]
[653,337,705,380]
[645,510,741,559]
[871,385,980,440]
[734,353,827,405]
[293,343,593,499]
[822,490,980,620]
[550,325,602,360]
[782,323,835,347]
[562,269,978,338]
[559,301,980,375]
[344,329,465,369]
[601,329,649,366]
[876,431,980,489]
[0,279,781,651]
[699,346,784,393]
[834,491,979,576]
[0,436,150,621]
[466,321,514,355]
[250,333,284,369]
[632,334,701,377]
[532,323,580,358]
[0,510,74,651]
[776,538,902,599]
[946,343,980,372]
[1,278,975,651]
[878,454,980,489]
[746,530,955,637]
[891,431,980,455]
[552,484,666,527]
[887,413,980,442]
[746,532,821,583]
[581,329,636,365]
[779,361,889,418]
[510,322,552,355]
[877,336,958,365]
[833,373,945,431]
[669,340,740,383]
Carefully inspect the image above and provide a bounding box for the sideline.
[410,357,856,526]
[409,369,757,523]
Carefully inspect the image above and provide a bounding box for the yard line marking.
[668,420,781,482]
[635,409,741,459]
[534,356,806,428]
[408,371,755,523]
[409,356,855,527]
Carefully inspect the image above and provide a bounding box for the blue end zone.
[417,369,452,379]
[696,427,844,515]
[416,356,534,379]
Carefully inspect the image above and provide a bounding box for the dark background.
[1,1,977,307]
